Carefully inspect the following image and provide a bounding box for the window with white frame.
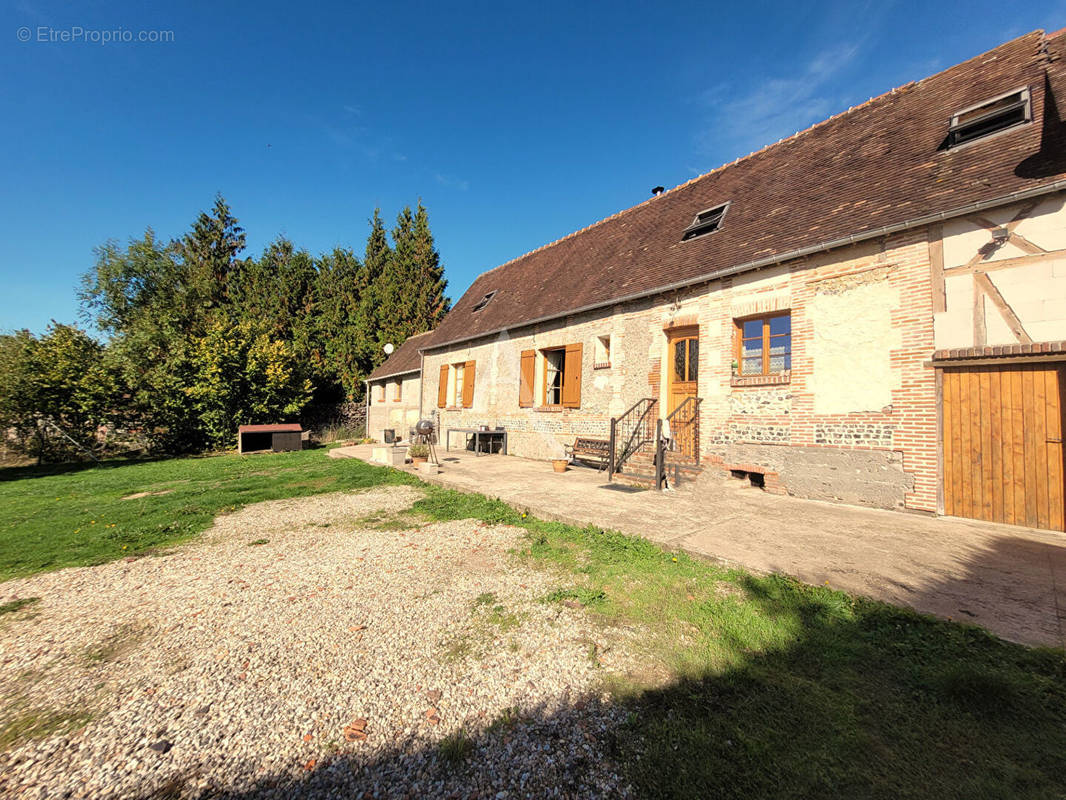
[543,348,565,406]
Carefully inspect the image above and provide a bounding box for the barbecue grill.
[410,418,439,465]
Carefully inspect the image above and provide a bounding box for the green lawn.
[2,453,1064,797]
[0,448,415,580]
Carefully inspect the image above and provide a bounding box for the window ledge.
[731,372,791,387]
[533,406,564,413]
[593,362,611,370]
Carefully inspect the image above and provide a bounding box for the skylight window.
[471,290,497,312]
[682,202,730,241]
[947,87,1031,148]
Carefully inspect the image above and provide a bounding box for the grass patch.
[355,509,427,531]
[514,520,1066,799]
[0,707,93,751]
[438,728,474,767]
[0,597,39,615]
[441,633,477,663]
[246,539,269,547]
[83,623,147,664]
[0,450,417,580]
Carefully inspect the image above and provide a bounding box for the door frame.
[665,325,699,413]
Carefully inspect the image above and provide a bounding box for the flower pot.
[552,459,569,473]
[412,456,428,466]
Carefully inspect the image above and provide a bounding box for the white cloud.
[697,43,861,157]
[434,172,469,191]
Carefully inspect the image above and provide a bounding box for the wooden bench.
[565,437,611,470]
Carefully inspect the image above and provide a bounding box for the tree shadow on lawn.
[126,535,1066,800]
[0,455,170,482]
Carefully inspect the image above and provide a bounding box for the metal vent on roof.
[947,87,1031,148]
[681,202,730,241]
[472,290,497,312]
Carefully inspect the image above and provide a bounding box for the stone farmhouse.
[366,30,1066,532]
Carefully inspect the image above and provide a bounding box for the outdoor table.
[445,428,508,456]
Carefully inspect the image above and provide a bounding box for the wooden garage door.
[942,364,1065,531]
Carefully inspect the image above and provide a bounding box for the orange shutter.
[437,364,449,408]
[519,350,535,407]
[462,360,476,408]
[562,342,583,408]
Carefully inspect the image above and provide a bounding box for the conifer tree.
[178,194,246,321]
[374,202,450,353]
[351,209,394,377]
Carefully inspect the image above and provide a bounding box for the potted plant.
[408,444,430,465]
[552,457,569,473]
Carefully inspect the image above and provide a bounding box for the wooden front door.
[942,363,1065,531]
[667,329,699,457]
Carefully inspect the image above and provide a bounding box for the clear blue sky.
[3,0,1064,334]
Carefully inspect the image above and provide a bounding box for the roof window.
[472,290,497,312]
[947,87,1031,148]
[682,202,730,241]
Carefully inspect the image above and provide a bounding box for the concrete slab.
[330,445,1066,648]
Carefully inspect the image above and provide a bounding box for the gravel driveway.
[0,486,637,799]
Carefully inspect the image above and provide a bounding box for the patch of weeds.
[544,586,607,608]
[470,593,522,632]
[487,706,520,734]
[0,597,40,616]
[247,539,269,547]
[0,707,93,751]
[356,510,426,531]
[84,623,146,665]
[486,604,522,632]
[441,633,477,663]
[438,727,475,767]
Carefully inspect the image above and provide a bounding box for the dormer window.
[682,202,729,241]
[947,87,1031,148]
[472,290,497,312]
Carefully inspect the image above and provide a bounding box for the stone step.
[616,463,704,489]
[626,452,700,466]
[623,458,704,476]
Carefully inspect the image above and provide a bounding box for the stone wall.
[714,442,914,509]
[421,222,950,512]
[366,372,422,442]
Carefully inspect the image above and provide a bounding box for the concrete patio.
[331,445,1066,649]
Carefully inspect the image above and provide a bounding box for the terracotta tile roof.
[366,330,436,381]
[427,31,1066,351]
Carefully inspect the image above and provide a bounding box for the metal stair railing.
[664,396,702,465]
[608,397,658,480]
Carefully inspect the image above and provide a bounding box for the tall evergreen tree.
[351,209,394,379]
[374,202,450,352]
[316,246,366,400]
[411,200,450,326]
[177,194,246,319]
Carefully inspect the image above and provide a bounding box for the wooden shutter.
[437,364,449,408]
[519,350,535,407]
[462,360,475,408]
[562,342,583,408]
